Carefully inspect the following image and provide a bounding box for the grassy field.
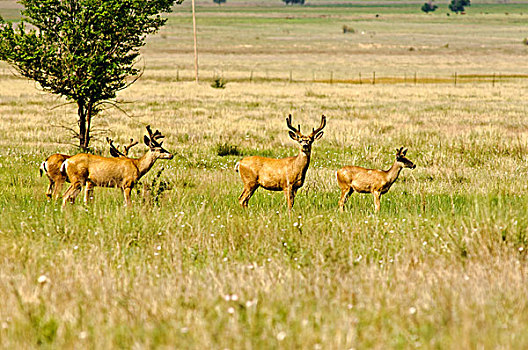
[1,1,528,348]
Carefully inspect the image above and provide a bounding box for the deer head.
[286,114,326,153]
[144,125,173,159]
[395,147,416,169]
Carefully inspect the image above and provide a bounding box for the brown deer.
[40,154,72,200]
[235,114,326,210]
[61,126,173,206]
[337,147,416,212]
[39,138,138,200]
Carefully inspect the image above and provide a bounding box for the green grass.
[2,1,528,348]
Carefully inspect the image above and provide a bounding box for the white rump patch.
[60,159,68,173]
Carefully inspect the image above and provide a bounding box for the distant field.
[1,1,528,349]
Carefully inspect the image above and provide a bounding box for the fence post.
[289,70,292,83]
[492,73,495,87]
[454,72,457,86]
[176,69,179,81]
[250,70,253,83]
[359,72,362,85]
[414,72,417,85]
[330,71,333,84]
[372,71,376,85]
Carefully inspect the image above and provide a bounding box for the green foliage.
[421,1,438,13]
[211,77,227,89]
[0,0,182,149]
[449,0,470,13]
[137,167,172,206]
[283,0,305,5]
[342,25,355,34]
[216,142,241,156]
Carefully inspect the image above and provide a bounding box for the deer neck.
[385,161,403,186]
[135,151,158,179]
[295,148,311,177]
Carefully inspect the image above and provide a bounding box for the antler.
[123,138,138,156]
[106,137,126,158]
[396,147,406,157]
[309,115,327,137]
[286,114,302,137]
[146,125,165,142]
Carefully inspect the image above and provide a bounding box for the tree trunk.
[78,101,87,150]
[77,100,92,151]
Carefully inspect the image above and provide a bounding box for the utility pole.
[192,0,199,83]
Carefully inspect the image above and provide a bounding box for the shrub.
[449,0,470,13]
[137,167,171,206]
[421,1,438,13]
[211,77,226,89]
[216,142,241,156]
[342,25,355,34]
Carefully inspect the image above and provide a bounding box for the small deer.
[337,147,416,212]
[235,114,326,210]
[61,126,173,206]
[39,138,138,200]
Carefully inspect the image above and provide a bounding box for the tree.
[213,0,226,4]
[283,0,305,5]
[0,0,183,150]
[449,0,470,13]
[421,1,438,13]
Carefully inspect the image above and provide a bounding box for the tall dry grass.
[1,1,528,348]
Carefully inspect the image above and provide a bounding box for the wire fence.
[1,67,527,86]
[165,70,528,86]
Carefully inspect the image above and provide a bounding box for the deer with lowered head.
[61,126,173,206]
[39,138,138,200]
[337,147,416,212]
[235,114,326,211]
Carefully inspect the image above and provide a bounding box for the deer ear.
[289,131,298,141]
[144,135,151,147]
[314,131,324,140]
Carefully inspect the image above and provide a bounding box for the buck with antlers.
[337,147,416,212]
[39,138,139,200]
[235,114,326,210]
[61,126,173,206]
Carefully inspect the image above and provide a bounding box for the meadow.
[1,0,528,348]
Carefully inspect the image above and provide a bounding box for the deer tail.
[234,161,240,173]
[39,161,48,177]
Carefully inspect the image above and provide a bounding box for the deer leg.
[62,182,83,206]
[373,191,382,212]
[52,179,65,200]
[239,184,258,208]
[45,179,54,200]
[284,187,295,211]
[339,187,353,212]
[84,182,94,204]
[123,187,132,207]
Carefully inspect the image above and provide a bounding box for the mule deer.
[40,154,72,200]
[39,139,138,200]
[235,114,326,210]
[337,147,416,212]
[61,126,173,206]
